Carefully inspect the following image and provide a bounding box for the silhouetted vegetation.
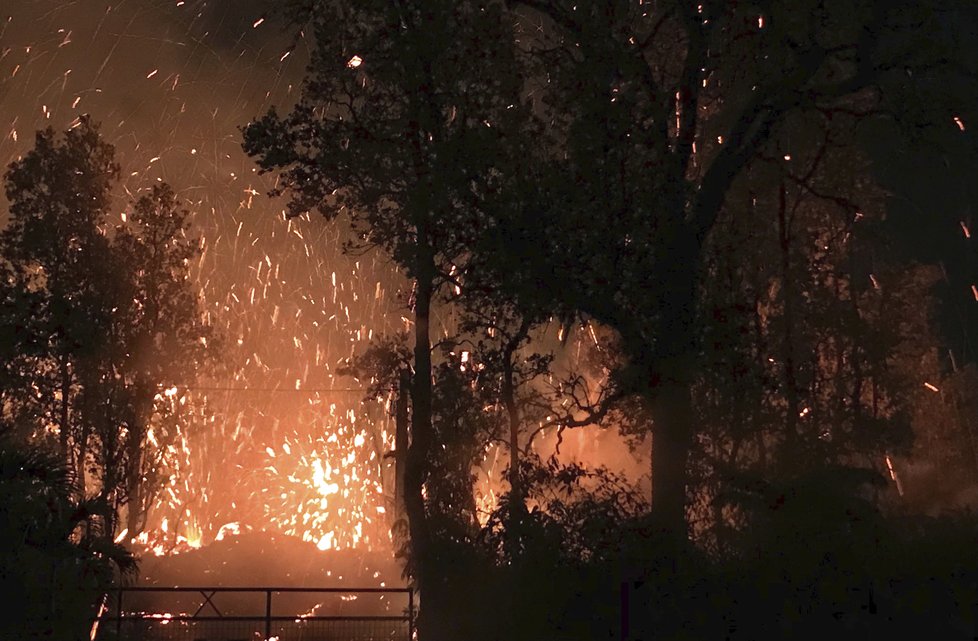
[5,1,978,640]
[0,120,216,637]
[243,1,978,639]
[0,428,137,639]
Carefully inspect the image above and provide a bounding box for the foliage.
[0,118,217,536]
[0,430,136,639]
[243,1,978,639]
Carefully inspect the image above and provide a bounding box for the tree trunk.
[501,343,524,559]
[393,368,410,541]
[777,176,801,457]
[645,233,698,548]
[59,353,72,467]
[78,422,90,497]
[501,321,529,508]
[649,377,693,546]
[404,241,435,636]
[503,356,520,501]
[126,388,151,535]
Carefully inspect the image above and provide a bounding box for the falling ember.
[884,456,897,480]
[954,116,966,131]
[923,382,940,392]
[961,221,971,238]
[296,603,324,621]
[347,55,363,68]
[89,596,108,641]
[884,455,904,496]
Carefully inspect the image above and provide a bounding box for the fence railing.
[93,586,413,641]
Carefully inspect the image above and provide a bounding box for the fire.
[295,602,324,621]
[0,3,645,561]
[215,522,241,541]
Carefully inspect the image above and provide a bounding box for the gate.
[93,586,414,641]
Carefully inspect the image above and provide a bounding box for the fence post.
[116,589,123,638]
[620,581,629,641]
[265,590,272,640]
[408,588,415,640]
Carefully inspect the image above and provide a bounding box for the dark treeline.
[242,1,978,640]
[4,0,978,639]
[0,119,217,638]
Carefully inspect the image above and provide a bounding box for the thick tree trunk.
[501,322,528,507]
[649,378,693,546]
[126,456,142,535]
[504,359,520,501]
[404,241,436,638]
[645,233,698,547]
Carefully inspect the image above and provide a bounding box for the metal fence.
[93,587,413,641]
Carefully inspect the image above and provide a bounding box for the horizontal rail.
[97,585,415,641]
[99,614,411,624]
[106,586,409,593]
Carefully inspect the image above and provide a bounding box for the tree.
[244,1,978,637]
[0,428,137,639]
[465,0,978,546]
[243,1,525,629]
[0,119,217,538]
[109,184,217,534]
[0,118,119,478]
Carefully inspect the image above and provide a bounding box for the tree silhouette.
[0,429,137,639]
[242,1,978,638]
[0,118,217,538]
[109,184,217,534]
[1,118,119,479]
[243,2,525,631]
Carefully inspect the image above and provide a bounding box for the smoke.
[0,1,648,556]
[1,0,406,548]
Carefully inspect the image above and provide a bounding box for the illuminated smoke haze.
[0,0,647,555]
[0,0,412,552]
